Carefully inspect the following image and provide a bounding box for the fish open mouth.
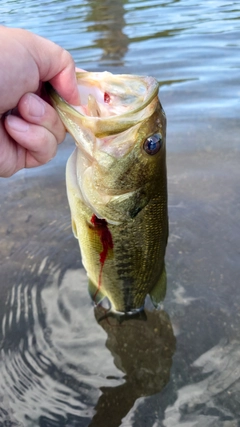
[71,71,159,119]
[72,82,130,118]
[47,71,160,139]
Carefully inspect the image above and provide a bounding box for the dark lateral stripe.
[116,276,136,311]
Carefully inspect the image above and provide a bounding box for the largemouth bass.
[47,71,168,313]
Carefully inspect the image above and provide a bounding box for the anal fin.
[149,265,167,308]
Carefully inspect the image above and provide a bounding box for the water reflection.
[1,0,240,424]
[90,307,176,427]
[164,338,240,426]
[0,246,175,426]
[85,0,129,65]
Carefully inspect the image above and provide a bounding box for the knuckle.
[40,129,58,162]
[61,49,73,64]
[0,159,15,177]
[1,169,14,178]
[52,116,65,144]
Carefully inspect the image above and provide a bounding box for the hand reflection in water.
[89,307,176,427]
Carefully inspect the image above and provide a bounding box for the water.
[0,0,240,425]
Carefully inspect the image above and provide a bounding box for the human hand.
[0,26,80,177]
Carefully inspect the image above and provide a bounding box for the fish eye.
[143,134,163,155]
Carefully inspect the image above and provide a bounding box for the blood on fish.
[104,92,110,103]
[90,214,113,300]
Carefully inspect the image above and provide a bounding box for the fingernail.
[6,115,29,132]
[28,94,45,117]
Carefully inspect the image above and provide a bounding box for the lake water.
[1,0,240,426]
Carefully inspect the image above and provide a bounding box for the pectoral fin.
[71,218,78,238]
[149,266,167,308]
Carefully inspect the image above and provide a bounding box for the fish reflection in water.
[90,307,176,427]
[0,264,175,426]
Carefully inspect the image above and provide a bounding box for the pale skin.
[0,26,81,177]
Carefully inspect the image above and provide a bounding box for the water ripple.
[0,266,113,425]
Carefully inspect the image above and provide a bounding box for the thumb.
[18,29,80,105]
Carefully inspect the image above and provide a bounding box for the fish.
[47,71,168,314]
